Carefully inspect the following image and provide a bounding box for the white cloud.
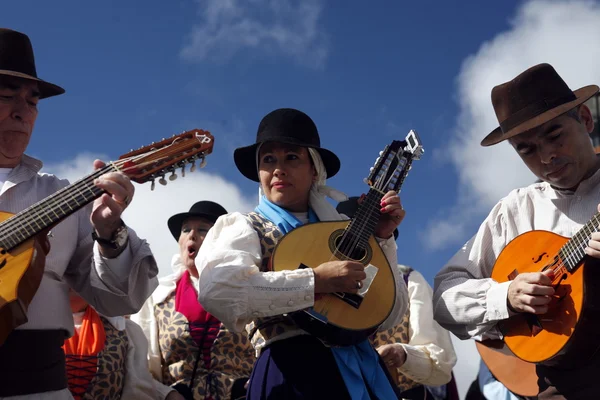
[43,153,256,278]
[180,0,328,68]
[423,0,600,251]
[450,334,480,398]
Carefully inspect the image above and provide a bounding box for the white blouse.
[195,211,408,339]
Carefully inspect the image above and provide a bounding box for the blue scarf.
[255,195,397,400]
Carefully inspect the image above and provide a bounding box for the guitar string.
[0,139,205,243]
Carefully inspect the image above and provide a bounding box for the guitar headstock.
[116,129,214,190]
[365,130,424,194]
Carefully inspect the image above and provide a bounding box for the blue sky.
[7,1,600,394]
[3,0,521,283]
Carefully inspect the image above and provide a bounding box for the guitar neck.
[0,163,118,251]
[559,212,600,272]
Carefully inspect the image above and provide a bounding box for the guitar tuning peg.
[159,175,167,185]
[190,160,196,172]
[169,170,177,181]
[379,151,383,155]
[150,179,155,191]
[199,156,207,168]
[363,178,369,184]
[181,165,186,177]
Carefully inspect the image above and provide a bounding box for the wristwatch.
[92,220,129,250]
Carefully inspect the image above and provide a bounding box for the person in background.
[63,289,159,400]
[132,201,255,400]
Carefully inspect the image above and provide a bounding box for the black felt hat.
[234,108,341,182]
[167,201,227,241]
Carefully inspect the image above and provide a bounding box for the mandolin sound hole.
[330,230,371,262]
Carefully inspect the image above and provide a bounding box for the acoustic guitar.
[270,130,424,346]
[476,211,600,392]
[0,129,214,346]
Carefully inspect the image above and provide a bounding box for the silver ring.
[123,195,130,205]
[356,281,363,289]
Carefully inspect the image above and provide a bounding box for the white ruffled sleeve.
[196,212,316,332]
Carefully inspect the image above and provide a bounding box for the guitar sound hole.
[334,235,367,261]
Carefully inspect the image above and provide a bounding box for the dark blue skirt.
[246,335,400,400]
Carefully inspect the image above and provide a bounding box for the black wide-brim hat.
[481,63,599,147]
[234,108,341,182]
[167,201,228,241]
[336,196,399,240]
[0,28,64,99]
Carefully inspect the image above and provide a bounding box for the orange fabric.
[62,307,106,399]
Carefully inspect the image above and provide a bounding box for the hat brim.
[167,212,220,241]
[0,70,65,99]
[234,137,341,182]
[481,84,599,147]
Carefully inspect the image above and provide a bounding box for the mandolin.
[0,129,215,346]
[270,130,424,346]
[476,211,600,392]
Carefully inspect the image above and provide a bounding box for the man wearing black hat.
[433,63,600,398]
[0,28,158,399]
[132,201,255,400]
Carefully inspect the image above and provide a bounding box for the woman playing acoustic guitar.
[195,108,409,399]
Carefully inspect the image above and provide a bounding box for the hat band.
[500,93,577,134]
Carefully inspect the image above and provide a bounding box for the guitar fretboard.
[559,212,600,272]
[0,164,118,251]
[341,189,384,250]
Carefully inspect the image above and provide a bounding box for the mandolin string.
[534,214,600,281]
[0,144,191,242]
[0,135,205,238]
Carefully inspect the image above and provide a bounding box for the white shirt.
[433,166,600,340]
[394,267,457,386]
[195,211,408,340]
[0,154,159,400]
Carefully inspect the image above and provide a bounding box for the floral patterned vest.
[243,212,309,355]
[154,292,255,400]
[65,316,128,400]
[370,268,420,393]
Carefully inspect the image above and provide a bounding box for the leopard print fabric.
[79,317,128,400]
[243,212,308,355]
[155,293,255,400]
[370,270,420,393]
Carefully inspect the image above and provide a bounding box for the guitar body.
[489,229,600,367]
[270,220,396,346]
[0,211,46,346]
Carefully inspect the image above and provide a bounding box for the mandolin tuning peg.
[159,175,167,185]
[169,170,177,181]
[190,160,196,172]
[181,165,186,177]
[199,156,207,168]
[150,179,156,191]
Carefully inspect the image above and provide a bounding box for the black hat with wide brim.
[167,201,227,241]
[234,108,341,182]
[336,196,399,240]
[0,28,64,99]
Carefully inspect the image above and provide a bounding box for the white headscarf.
[256,144,348,222]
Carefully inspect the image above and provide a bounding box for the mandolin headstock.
[365,130,424,194]
[116,129,214,190]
